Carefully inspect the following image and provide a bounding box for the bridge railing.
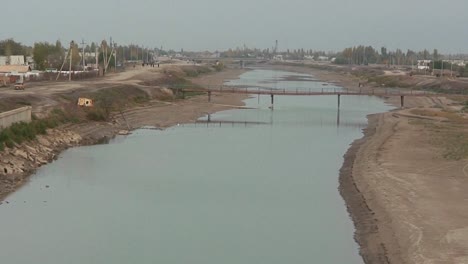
[176,83,467,97]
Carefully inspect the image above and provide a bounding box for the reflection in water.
[337,109,341,128]
[192,110,366,130]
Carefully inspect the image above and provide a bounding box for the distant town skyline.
[2,0,468,53]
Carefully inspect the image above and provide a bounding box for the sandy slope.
[351,109,468,264]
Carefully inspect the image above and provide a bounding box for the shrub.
[86,109,107,121]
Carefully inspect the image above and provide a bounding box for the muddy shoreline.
[339,114,392,264]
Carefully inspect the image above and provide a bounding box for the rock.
[13,149,28,160]
[37,136,50,147]
[25,145,37,154]
[118,130,130,135]
[37,158,47,165]
[41,146,53,153]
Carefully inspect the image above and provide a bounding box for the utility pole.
[114,42,117,72]
[80,39,87,71]
[122,45,125,63]
[441,54,444,77]
[432,60,435,76]
[69,41,74,81]
[450,54,453,77]
[95,44,98,70]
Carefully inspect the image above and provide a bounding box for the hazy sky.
[2,0,467,53]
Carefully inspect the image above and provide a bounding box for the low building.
[273,55,283,61]
[0,55,25,66]
[0,65,32,75]
[417,60,431,70]
[0,65,32,82]
[446,60,466,67]
[317,56,329,61]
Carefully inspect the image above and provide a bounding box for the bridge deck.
[182,87,467,97]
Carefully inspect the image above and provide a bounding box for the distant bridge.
[179,86,468,108]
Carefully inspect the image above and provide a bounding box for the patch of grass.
[462,101,468,112]
[366,75,412,88]
[213,63,225,72]
[410,109,466,123]
[86,109,107,121]
[78,86,150,121]
[181,66,213,77]
[441,132,468,160]
[133,95,150,104]
[0,105,85,151]
[0,119,54,150]
[409,116,468,160]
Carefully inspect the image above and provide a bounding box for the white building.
[0,55,26,66]
[273,55,283,61]
[417,60,431,70]
[446,60,466,67]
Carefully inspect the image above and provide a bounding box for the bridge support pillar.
[338,94,341,109]
[208,91,212,102]
[401,95,405,108]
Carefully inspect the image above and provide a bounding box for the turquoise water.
[0,69,392,263]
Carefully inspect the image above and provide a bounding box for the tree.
[70,41,82,68]
[33,41,65,70]
[433,49,439,60]
[98,51,115,69]
[55,40,62,50]
[0,39,27,56]
[90,42,96,52]
[423,49,430,60]
[381,47,387,58]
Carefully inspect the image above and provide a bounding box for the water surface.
[0,69,392,264]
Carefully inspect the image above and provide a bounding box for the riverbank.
[275,63,468,263]
[0,66,249,202]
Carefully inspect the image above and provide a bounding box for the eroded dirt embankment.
[0,129,82,201]
[340,99,468,263]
